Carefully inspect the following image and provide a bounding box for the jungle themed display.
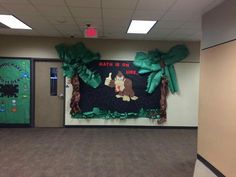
[56,43,189,123]
[0,59,31,124]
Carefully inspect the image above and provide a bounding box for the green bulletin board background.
[0,59,31,124]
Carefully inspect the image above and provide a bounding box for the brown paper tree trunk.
[158,77,168,124]
[70,75,81,114]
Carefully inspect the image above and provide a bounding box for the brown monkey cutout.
[105,71,138,102]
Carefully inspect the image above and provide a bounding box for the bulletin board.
[67,60,161,119]
[65,62,200,126]
[0,58,31,124]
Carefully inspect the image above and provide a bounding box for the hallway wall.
[197,0,236,176]
[0,35,200,126]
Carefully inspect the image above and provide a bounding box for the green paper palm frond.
[77,65,101,88]
[146,71,163,94]
[134,44,189,94]
[55,42,101,88]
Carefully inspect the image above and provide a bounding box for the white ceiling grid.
[0,0,225,41]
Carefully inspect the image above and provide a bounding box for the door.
[34,61,64,127]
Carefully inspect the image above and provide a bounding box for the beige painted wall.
[198,41,236,176]
[0,35,200,62]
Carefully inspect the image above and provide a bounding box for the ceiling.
[0,0,224,41]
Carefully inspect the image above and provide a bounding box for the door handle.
[58,93,64,98]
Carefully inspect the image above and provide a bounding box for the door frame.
[33,59,65,128]
[0,57,33,128]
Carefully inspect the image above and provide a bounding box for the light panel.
[0,15,32,30]
[127,20,157,34]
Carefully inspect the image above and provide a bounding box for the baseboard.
[0,124,31,128]
[64,125,198,129]
[197,154,225,177]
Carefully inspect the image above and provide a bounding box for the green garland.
[72,107,160,119]
[55,42,101,88]
[134,44,189,94]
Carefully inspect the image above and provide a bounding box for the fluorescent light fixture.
[0,15,32,30]
[127,20,157,34]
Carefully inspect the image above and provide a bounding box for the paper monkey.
[105,71,138,102]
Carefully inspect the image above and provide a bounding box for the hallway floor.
[0,128,197,177]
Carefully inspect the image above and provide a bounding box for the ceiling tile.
[0,0,29,4]
[54,24,82,37]
[102,0,138,9]
[70,7,102,18]
[104,33,125,39]
[136,0,177,11]
[29,0,65,6]
[146,29,173,40]
[66,0,101,8]
[32,25,57,32]
[170,0,215,13]
[102,9,133,19]
[37,31,63,37]
[156,20,183,29]
[46,16,76,25]
[124,34,145,40]
[149,28,174,35]
[0,5,9,14]
[189,15,201,23]
[1,3,39,15]
[103,18,130,25]
[145,36,166,40]
[17,15,49,24]
[203,0,225,14]
[132,10,164,20]
[52,24,79,30]
[180,22,201,30]
[35,5,71,17]
[77,20,102,30]
[186,32,202,41]
[34,27,62,36]
[104,26,126,34]
[161,10,197,22]
[103,18,129,30]
[167,28,197,39]
[0,28,40,36]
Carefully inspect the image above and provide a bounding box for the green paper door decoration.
[55,43,189,124]
[0,59,31,124]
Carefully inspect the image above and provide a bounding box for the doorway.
[34,61,64,127]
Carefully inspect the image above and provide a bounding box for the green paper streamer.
[134,44,189,94]
[72,107,160,119]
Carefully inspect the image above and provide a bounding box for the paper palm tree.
[134,44,189,123]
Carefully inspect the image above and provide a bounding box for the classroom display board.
[56,42,193,126]
[65,63,200,126]
[0,59,31,124]
[71,60,161,119]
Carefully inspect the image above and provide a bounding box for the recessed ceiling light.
[127,20,157,34]
[0,15,32,30]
